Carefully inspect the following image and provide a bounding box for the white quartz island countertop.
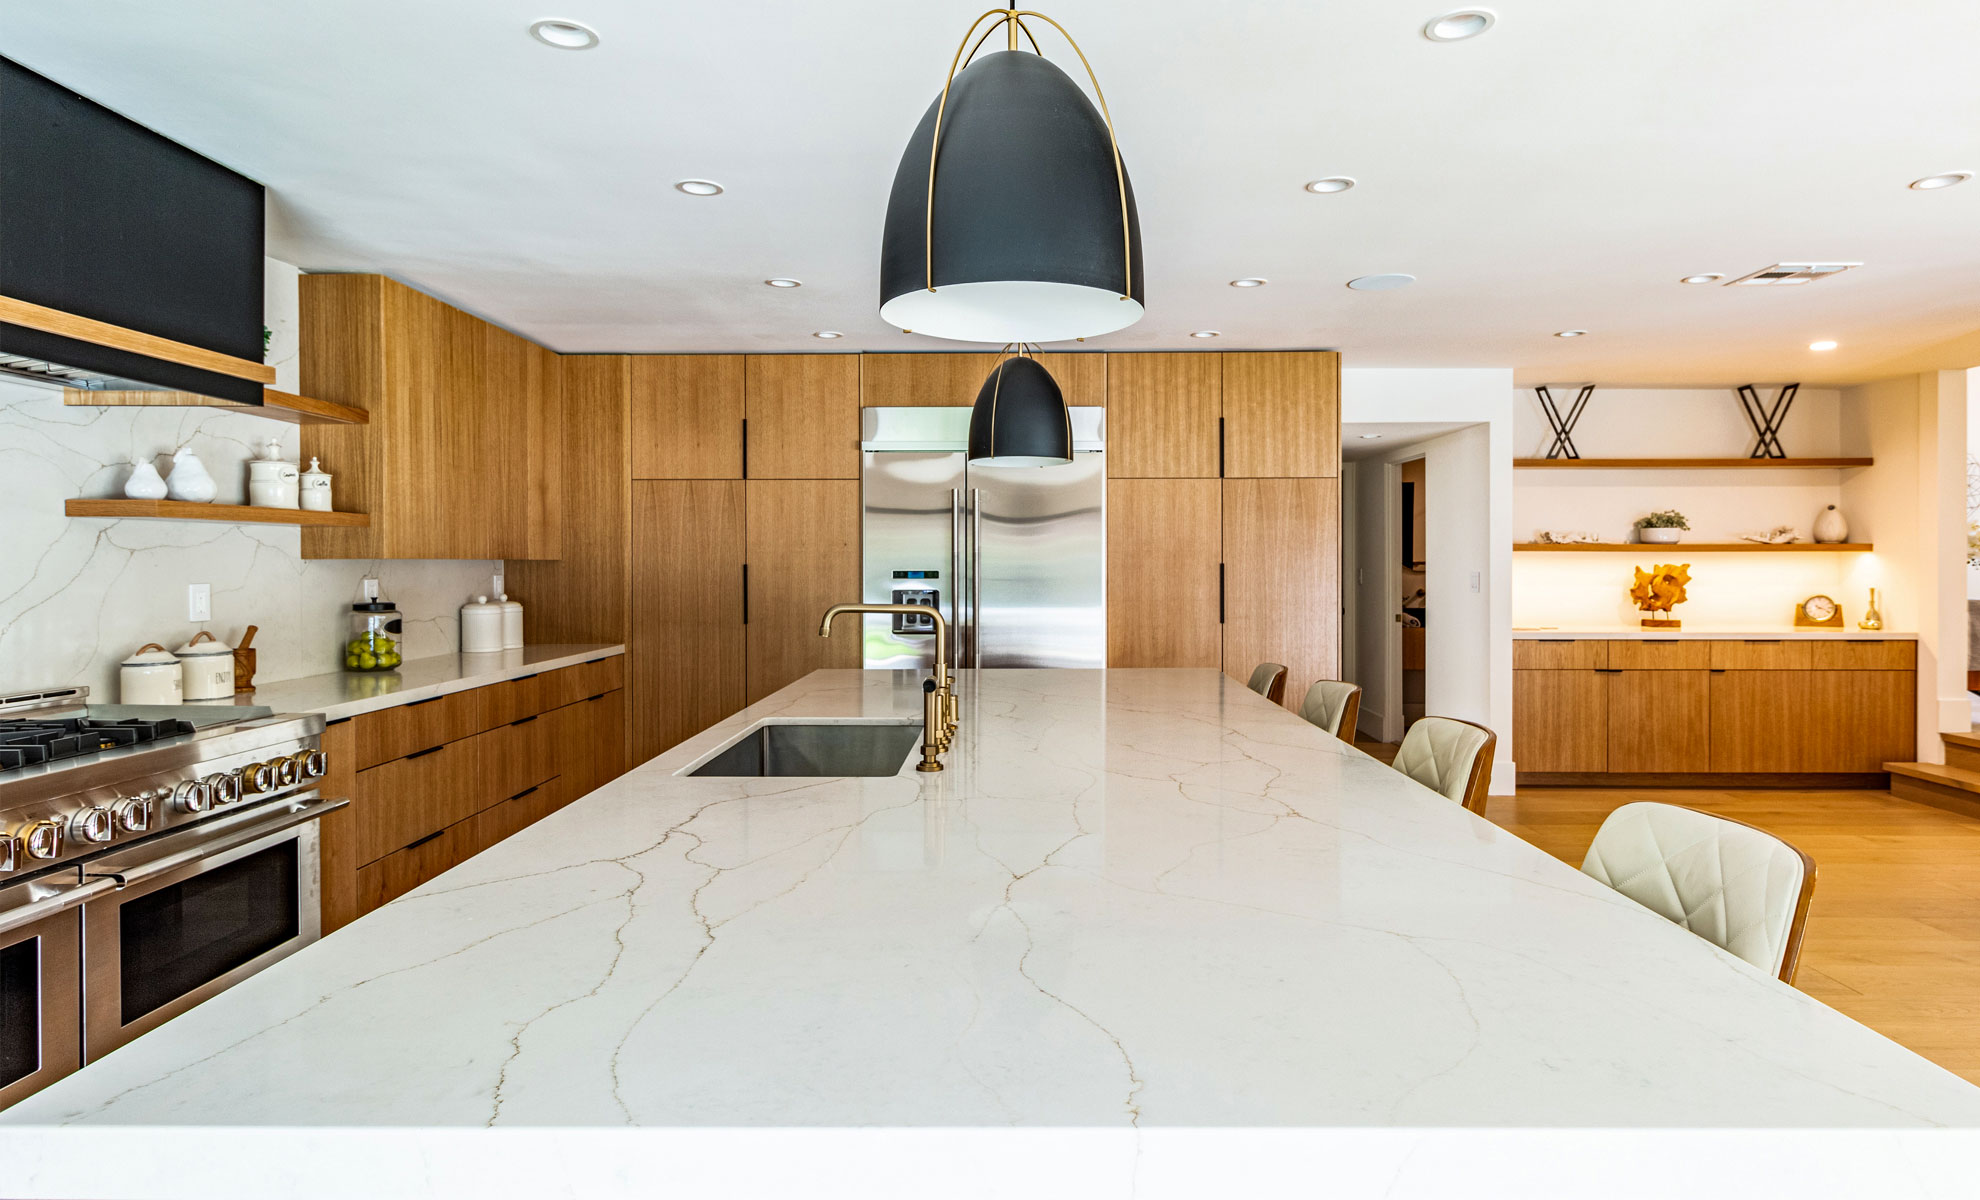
[5,669,1980,1199]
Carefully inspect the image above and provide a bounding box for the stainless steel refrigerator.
[860,406,1105,669]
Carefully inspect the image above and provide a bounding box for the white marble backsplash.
[0,377,501,697]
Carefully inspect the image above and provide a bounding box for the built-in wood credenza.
[1513,637,1916,785]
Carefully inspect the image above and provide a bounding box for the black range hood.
[0,55,268,405]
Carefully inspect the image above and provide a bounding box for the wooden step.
[1940,730,1980,772]
[1887,761,1980,819]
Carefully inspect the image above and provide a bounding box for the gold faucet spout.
[819,603,958,765]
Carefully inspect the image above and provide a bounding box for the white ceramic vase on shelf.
[164,448,217,503]
[123,460,168,500]
[1813,504,1849,544]
[1639,528,1682,544]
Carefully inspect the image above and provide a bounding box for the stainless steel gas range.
[0,685,347,1109]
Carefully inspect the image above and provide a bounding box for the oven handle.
[81,794,349,889]
[0,875,120,937]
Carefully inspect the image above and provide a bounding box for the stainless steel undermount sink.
[684,721,923,778]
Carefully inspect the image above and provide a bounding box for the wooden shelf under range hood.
[65,499,370,527]
[63,386,369,426]
[1514,541,1874,553]
[1514,457,1874,470]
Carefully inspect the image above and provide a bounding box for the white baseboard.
[1489,758,1517,797]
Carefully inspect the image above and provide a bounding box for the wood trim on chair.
[1446,718,1497,816]
[1673,806,1818,986]
[1264,667,1287,705]
[1335,686,1361,746]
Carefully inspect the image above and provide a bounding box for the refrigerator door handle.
[970,486,982,669]
[950,488,964,666]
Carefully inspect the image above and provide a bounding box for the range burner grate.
[0,716,195,770]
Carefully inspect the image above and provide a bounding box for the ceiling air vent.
[1724,262,1861,286]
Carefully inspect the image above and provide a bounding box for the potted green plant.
[1636,509,1690,545]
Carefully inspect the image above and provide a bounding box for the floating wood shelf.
[1514,457,1873,470]
[1514,541,1873,553]
[65,499,370,527]
[62,386,369,426]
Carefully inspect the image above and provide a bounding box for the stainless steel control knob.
[204,772,243,806]
[20,819,63,861]
[114,794,155,834]
[292,750,329,780]
[239,763,275,795]
[70,806,115,845]
[272,757,301,787]
[0,835,19,873]
[175,780,213,813]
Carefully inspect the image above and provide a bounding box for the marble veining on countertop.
[1513,627,1918,640]
[12,667,1979,1135]
[213,643,624,720]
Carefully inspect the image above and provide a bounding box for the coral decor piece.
[1630,563,1691,629]
[1739,526,1801,544]
[1535,529,1605,544]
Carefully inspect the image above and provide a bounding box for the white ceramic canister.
[165,448,218,503]
[174,631,236,700]
[498,593,524,650]
[248,438,300,509]
[124,460,168,500]
[299,457,333,512]
[460,596,505,654]
[119,643,183,704]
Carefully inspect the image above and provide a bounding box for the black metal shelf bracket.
[1535,384,1594,459]
[1737,383,1798,458]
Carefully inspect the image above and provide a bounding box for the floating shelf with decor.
[64,499,369,527]
[62,386,368,426]
[1513,541,1872,553]
[1514,457,1872,470]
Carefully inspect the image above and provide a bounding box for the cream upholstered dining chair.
[1245,663,1288,705]
[1298,680,1362,744]
[1390,716,1496,815]
[1580,802,1817,985]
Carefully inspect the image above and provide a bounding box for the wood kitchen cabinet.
[631,354,743,479]
[1106,352,1221,478]
[1512,670,1610,773]
[299,273,562,560]
[744,354,860,479]
[1108,478,1222,667]
[744,479,861,703]
[1710,670,1914,774]
[858,352,1106,408]
[1222,351,1340,478]
[631,480,745,764]
[1222,478,1340,705]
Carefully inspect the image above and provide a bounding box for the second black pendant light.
[969,354,1071,466]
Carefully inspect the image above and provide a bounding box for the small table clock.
[1795,594,1843,628]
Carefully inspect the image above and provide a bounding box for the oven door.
[81,794,346,1060]
[0,874,116,1109]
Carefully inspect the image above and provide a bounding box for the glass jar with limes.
[345,600,404,672]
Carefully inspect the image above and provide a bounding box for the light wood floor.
[1487,785,1980,1085]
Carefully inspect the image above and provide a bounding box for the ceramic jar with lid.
[120,643,183,705]
[497,594,524,650]
[460,596,504,654]
[346,600,404,671]
[175,631,236,700]
[299,457,333,512]
[248,438,300,509]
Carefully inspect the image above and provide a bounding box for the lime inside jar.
[346,600,405,672]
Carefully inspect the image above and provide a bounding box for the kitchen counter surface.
[215,644,625,721]
[5,668,1979,1196]
[1514,628,1917,640]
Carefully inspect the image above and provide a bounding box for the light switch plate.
[1469,571,1482,593]
[187,583,211,622]
[361,576,380,603]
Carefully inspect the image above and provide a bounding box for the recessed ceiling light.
[674,179,723,196]
[1680,273,1724,285]
[1346,274,1416,291]
[1909,172,1972,191]
[1554,329,1587,338]
[1229,278,1267,288]
[1809,339,1838,351]
[528,19,600,50]
[764,278,802,288]
[1358,433,1384,440]
[813,331,844,339]
[1189,330,1221,339]
[1304,177,1356,194]
[1423,9,1496,41]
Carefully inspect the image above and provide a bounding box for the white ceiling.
[1341,421,1476,459]
[7,0,1980,386]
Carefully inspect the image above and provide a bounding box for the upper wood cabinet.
[508,356,631,645]
[631,355,743,479]
[300,274,562,560]
[859,352,1105,408]
[1221,477,1340,705]
[1222,351,1339,478]
[631,480,745,765]
[744,479,861,702]
[1107,478,1222,667]
[1106,353,1221,478]
[744,355,860,478]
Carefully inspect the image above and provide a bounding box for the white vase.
[1813,504,1848,544]
[1639,527,1682,544]
[165,448,217,503]
[123,460,168,500]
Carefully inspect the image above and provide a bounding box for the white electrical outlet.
[1469,571,1482,594]
[188,583,211,622]
[361,576,380,603]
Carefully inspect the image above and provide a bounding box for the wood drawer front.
[1605,640,1711,670]
[1709,670,1914,772]
[565,690,625,801]
[352,740,484,865]
[1607,670,1711,772]
[354,692,478,770]
[477,672,548,729]
[1707,640,1814,670]
[478,714,559,806]
[540,656,625,710]
[1512,640,1607,670]
[470,775,567,850]
[1808,640,1916,670]
[355,817,480,912]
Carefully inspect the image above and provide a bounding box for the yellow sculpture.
[1630,563,1691,629]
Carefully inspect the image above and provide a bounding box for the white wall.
[0,259,500,697]
[1343,368,1515,793]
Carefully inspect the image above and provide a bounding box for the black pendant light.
[880,6,1143,344]
[969,352,1072,466]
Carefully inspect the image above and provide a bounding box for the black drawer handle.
[509,714,540,728]
[1536,638,1578,643]
[513,672,540,683]
[509,784,540,802]
[1742,639,1783,644]
[585,693,607,703]
[1594,668,1623,674]
[1710,669,1726,674]
[408,695,445,708]
[327,715,351,727]
[405,744,446,761]
[403,829,444,852]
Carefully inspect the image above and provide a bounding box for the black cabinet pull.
[403,829,444,852]
[1595,668,1623,675]
[407,695,444,708]
[513,672,540,683]
[742,563,750,624]
[1218,563,1226,624]
[509,784,541,802]
[1710,669,1726,674]
[1217,417,1226,478]
[585,693,607,703]
[326,715,351,726]
[1536,638,1578,643]
[741,418,749,478]
[405,744,446,761]
[1742,639,1782,644]
[509,714,539,728]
